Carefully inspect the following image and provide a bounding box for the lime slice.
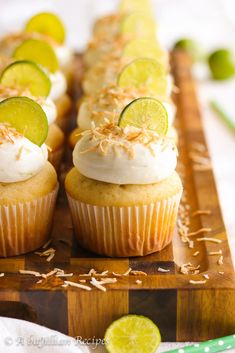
[0,60,51,97]
[25,12,65,44]
[121,12,156,39]
[118,58,168,96]
[174,38,203,62]
[0,96,48,146]
[118,97,168,135]
[105,315,161,353]
[208,49,235,80]
[123,39,167,65]
[14,39,59,73]
[119,0,151,13]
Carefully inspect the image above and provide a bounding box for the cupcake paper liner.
[0,184,59,257]
[67,191,182,257]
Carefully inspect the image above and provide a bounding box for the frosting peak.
[73,122,178,185]
[0,124,48,183]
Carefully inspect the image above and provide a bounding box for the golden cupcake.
[0,97,58,257]
[66,121,182,257]
[70,84,177,148]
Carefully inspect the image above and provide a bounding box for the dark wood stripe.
[129,289,177,341]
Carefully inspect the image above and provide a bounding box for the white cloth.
[0,317,89,353]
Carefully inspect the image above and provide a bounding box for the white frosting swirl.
[0,129,48,183]
[41,98,57,125]
[48,71,67,101]
[54,45,73,68]
[73,126,177,185]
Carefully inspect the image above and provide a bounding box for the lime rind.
[0,60,51,97]
[13,38,59,73]
[25,12,66,44]
[118,97,168,135]
[0,96,48,146]
[118,58,168,96]
[104,314,161,353]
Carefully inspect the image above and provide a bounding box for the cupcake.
[0,97,58,257]
[92,11,156,42]
[66,118,182,257]
[70,85,177,148]
[0,61,65,170]
[12,38,72,132]
[84,34,168,70]
[82,56,173,96]
[0,11,74,90]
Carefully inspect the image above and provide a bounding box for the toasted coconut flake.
[36,280,42,284]
[192,210,211,217]
[192,251,200,257]
[56,273,74,278]
[189,153,210,165]
[197,237,222,244]
[0,273,5,277]
[19,270,41,277]
[61,283,69,288]
[193,164,212,171]
[191,142,207,152]
[64,281,92,291]
[219,271,224,275]
[209,250,222,256]
[217,255,224,266]
[46,252,55,262]
[188,228,212,236]
[180,263,200,275]
[79,279,87,283]
[130,270,147,276]
[136,280,142,285]
[203,274,209,280]
[157,267,170,273]
[189,280,207,285]
[80,121,177,160]
[42,239,52,249]
[90,277,106,292]
[42,270,57,278]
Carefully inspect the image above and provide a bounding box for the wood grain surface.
[0,52,234,341]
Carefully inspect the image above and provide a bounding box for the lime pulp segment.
[14,39,59,73]
[0,96,48,146]
[25,12,66,44]
[118,58,168,96]
[104,315,161,353]
[0,60,51,97]
[119,97,168,135]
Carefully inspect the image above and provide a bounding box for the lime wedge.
[0,60,51,97]
[121,12,156,39]
[123,39,167,65]
[118,58,168,96]
[104,315,161,353]
[118,97,168,135]
[14,39,59,73]
[0,97,48,146]
[208,49,235,80]
[119,0,151,13]
[25,12,65,44]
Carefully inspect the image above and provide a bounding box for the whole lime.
[208,49,235,80]
[174,38,202,61]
